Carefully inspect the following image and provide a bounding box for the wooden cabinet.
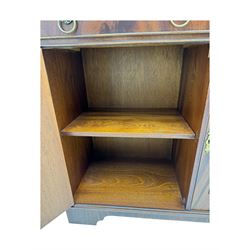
[41,20,210,228]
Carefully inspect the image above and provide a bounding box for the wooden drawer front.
[41,21,209,37]
[41,21,209,47]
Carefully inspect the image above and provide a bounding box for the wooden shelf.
[61,110,195,139]
[74,159,184,210]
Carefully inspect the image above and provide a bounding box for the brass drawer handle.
[57,20,77,34]
[170,20,190,28]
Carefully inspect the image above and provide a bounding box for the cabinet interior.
[42,44,209,210]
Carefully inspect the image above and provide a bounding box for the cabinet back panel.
[92,138,172,160]
[82,46,183,108]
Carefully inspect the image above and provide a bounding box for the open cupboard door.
[41,52,74,228]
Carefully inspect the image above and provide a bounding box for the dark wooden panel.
[174,139,198,200]
[92,137,173,161]
[74,159,184,210]
[178,45,210,135]
[174,45,209,200]
[61,111,195,139]
[42,49,91,193]
[82,46,183,108]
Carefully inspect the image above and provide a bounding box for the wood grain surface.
[41,52,73,228]
[82,46,183,108]
[178,45,209,135]
[61,111,195,139]
[42,49,91,193]
[174,45,209,200]
[74,159,184,210]
[92,137,173,160]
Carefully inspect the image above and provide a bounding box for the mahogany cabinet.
[41,21,210,228]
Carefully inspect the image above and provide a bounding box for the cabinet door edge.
[41,50,74,228]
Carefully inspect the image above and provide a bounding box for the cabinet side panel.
[42,50,91,193]
[178,45,209,134]
[41,52,73,228]
[174,45,209,200]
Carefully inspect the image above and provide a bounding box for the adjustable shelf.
[74,159,184,210]
[61,110,195,139]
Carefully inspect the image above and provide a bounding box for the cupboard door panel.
[41,51,73,228]
[191,123,210,210]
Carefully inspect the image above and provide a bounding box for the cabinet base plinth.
[66,205,209,225]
